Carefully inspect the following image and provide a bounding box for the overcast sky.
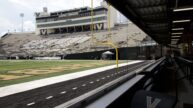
[0,0,127,37]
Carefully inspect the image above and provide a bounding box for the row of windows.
[36,11,106,23]
[37,16,107,28]
[50,8,87,16]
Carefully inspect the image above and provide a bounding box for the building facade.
[35,1,117,35]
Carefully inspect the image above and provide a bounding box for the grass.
[0,60,125,87]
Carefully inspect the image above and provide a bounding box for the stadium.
[0,0,193,108]
[0,1,159,60]
[0,0,157,87]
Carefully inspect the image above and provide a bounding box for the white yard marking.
[46,96,53,99]
[60,91,66,94]
[27,102,35,106]
[72,87,78,90]
[96,79,100,82]
[102,77,105,80]
[82,84,86,87]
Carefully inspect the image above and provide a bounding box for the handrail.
[55,62,149,108]
[175,57,193,84]
[175,57,193,65]
[143,57,166,73]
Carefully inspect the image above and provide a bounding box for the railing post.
[190,62,193,84]
[186,64,189,79]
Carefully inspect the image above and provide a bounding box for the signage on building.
[94,23,104,30]
[40,29,48,35]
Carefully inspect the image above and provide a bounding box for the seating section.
[0,23,147,56]
[22,35,90,55]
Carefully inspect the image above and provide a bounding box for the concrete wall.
[65,47,142,60]
[64,45,163,60]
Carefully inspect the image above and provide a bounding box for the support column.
[74,26,76,32]
[161,44,163,57]
[67,27,68,33]
[59,28,61,34]
[81,26,83,32]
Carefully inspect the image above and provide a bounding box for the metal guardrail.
[87,58,167,107]
[55,61,152,108]
[56,72,136,108]
[175,57,193,84]
[140,57,166,91]
[141,57,166,74]
[175,57,193,65]
[55,58,167,108]
[86,75,145,108]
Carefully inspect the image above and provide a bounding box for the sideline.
[0,60,142,97]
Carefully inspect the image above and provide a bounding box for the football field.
[0,60,125,87]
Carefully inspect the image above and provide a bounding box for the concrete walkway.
[0,60,142,97]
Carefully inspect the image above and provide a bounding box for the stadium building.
[35,1,117,35]
[0,1,161,60]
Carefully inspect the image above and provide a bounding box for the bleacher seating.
[0,23,147,56]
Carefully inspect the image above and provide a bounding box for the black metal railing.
[175,57,193,84]
[55,58,167,108]
[139,57,166,91]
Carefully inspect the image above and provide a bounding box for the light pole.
[20,13,24,32]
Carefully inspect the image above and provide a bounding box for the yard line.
[46,96,53,99]
[27,102,35,106]
[102,77,105,80]
[82,84,86,86]
[72,87,78,90]
[60,91,66,94]
[96,79,100,82]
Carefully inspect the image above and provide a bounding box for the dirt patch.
[7,61,112,80]
[9,69,61,75]
[0,75,31,80]
[8,66,73,75]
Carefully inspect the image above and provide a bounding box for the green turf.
[0,60,125,87]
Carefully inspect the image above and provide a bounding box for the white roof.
[103,51,114,55]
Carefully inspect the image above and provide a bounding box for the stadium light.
[171,32,183,35]
[172,28,184,30]
[173,19,191,23]
[20,13,24,32]
[173,7,193,12]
